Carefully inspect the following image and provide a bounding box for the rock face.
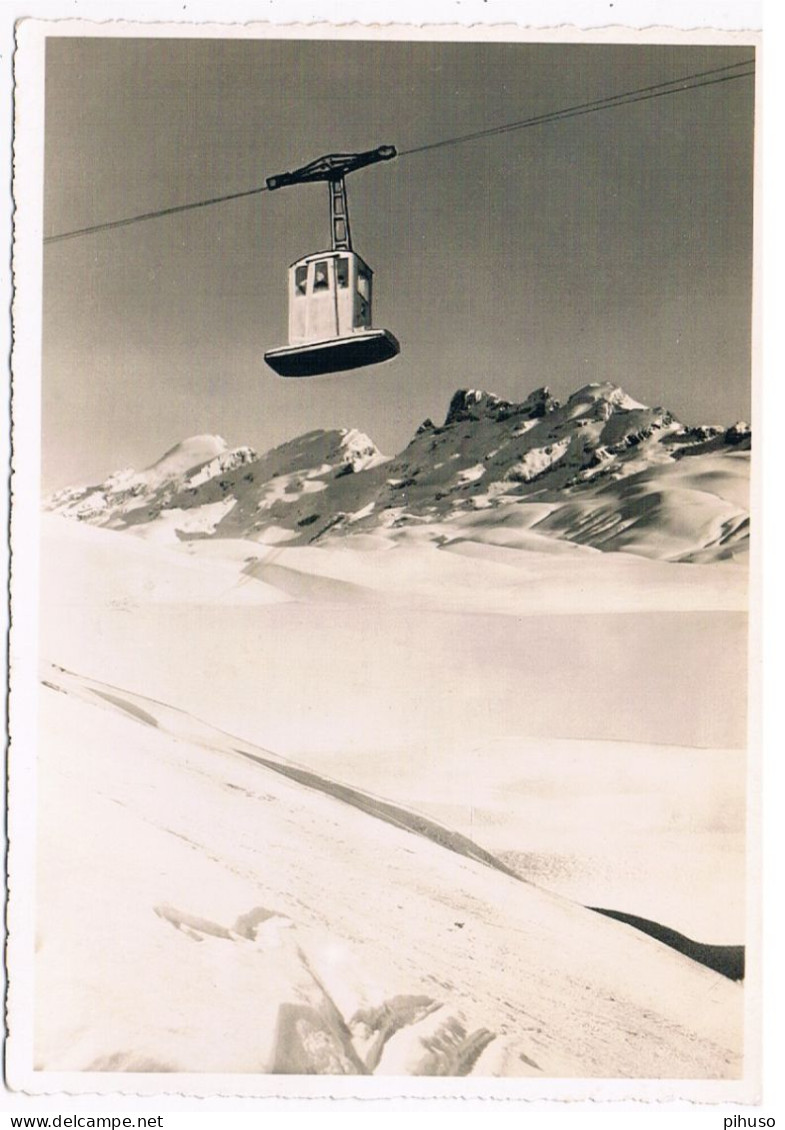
[46,383,751,563]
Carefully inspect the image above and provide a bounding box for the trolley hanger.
[266,145,397,253]
[266,145,397,191]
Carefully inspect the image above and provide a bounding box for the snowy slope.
[46,383,750,563]
[35,514,747,981]
[36,663,742,1078]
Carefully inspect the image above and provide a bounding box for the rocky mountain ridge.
[46,382,751,563]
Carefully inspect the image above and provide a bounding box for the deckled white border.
[7,10,765,1109]
[10,17,764,41]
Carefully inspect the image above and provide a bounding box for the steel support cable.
[397,60,756,157]
[43,182,271,244]
[43,57,755,246]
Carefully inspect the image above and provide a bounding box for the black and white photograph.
[8,17,760,1101]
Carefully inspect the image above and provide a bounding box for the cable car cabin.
[263,146,400,378]
[264,249,400,378]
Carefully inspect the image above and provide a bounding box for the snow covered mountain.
[26,381,752,1082]
[47,382,751,563]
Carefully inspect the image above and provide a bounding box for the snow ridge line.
[229,746,522,880]
[41,662,522,883]
[40,661,745,983]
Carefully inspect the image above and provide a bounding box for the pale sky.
[42,35,755,490]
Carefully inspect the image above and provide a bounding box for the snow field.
[30,515,750,1079]
[35,677,742,1077]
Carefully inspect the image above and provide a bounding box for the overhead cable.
[43,57,755,245]
[397,58,755,156]
[44,182,271,245]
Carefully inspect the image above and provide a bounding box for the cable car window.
[313,261,330,291]
[336,258,349,288]
[355,291,370,327]
[357,268,371,301]
[294,265,308,295]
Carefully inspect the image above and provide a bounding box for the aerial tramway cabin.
[264,147,400,378]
